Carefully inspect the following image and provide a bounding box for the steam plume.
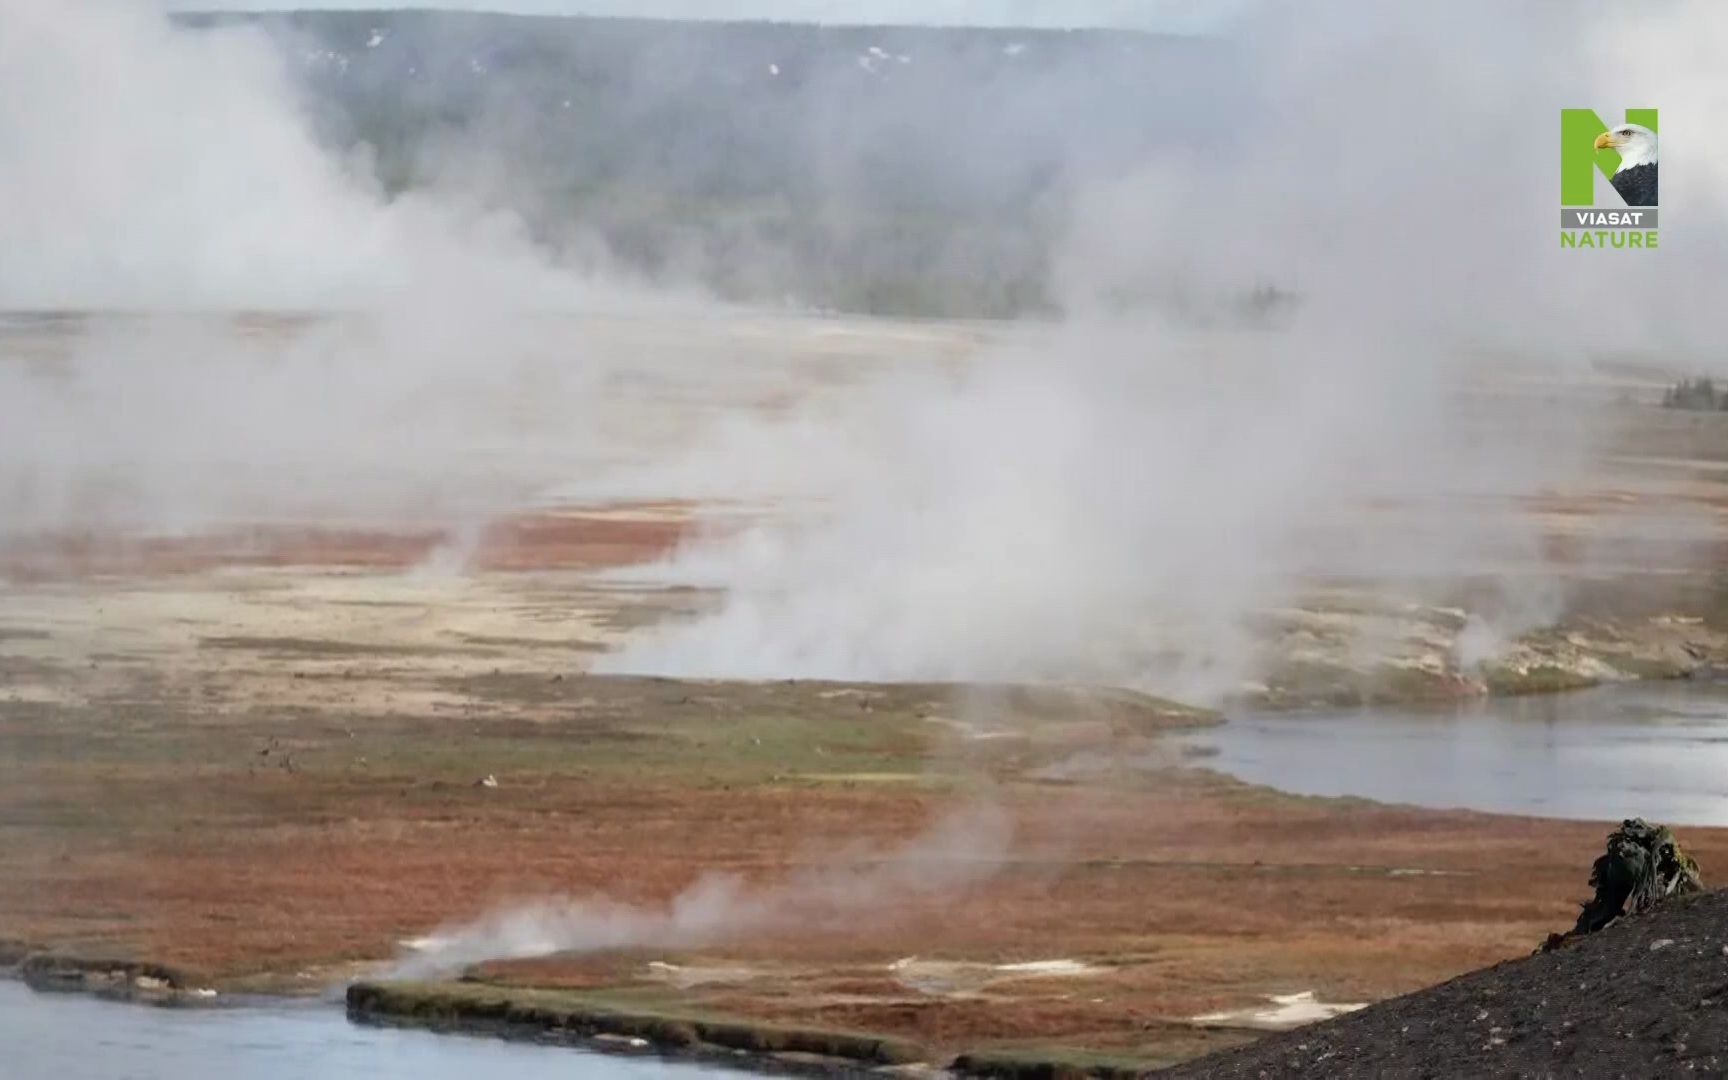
[392,803,1010,978]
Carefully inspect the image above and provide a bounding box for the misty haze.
[5,2,1728,1076]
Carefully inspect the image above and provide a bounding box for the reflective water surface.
[1180,682,1728,825]
[0,981,726,1080]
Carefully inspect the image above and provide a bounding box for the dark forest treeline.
[176,11,1230,316]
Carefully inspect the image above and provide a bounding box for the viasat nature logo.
[1561,108,1657,250]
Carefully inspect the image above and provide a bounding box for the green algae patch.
[1481,664,1600,697]
[1253,659,1477,710]
[346,980,928,1066]
[20,953,201,991]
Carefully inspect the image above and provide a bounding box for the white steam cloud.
[599,2,1728,700]
[0,0,588,309]
[392,803,1010,978]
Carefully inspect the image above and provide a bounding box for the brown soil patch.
[1,663,1717,1066]
[0,504,693,582]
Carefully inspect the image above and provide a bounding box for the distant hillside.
[174,10,1234,316]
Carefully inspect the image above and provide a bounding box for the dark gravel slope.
[1157,890,1728,1079]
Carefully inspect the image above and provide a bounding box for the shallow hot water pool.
[1176,682,1728,825]
[0,981,729,1079]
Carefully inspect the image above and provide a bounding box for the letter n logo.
[1561,108,1657,205]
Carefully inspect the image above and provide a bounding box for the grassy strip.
[347,980,1181,1075]
[347,980,927,1066]
[1480,664,1600,697]
[20,954,198,988]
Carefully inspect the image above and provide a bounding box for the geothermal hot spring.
[9,0,1728,1073]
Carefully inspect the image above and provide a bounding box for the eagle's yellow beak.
[1594,131,1621,151]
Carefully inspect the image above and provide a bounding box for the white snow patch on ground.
[645,961,762,989]
[1193,991,1367,1031]
[923,715,1021,741]
[889,957,1102,996]
[993,959,1097,976]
